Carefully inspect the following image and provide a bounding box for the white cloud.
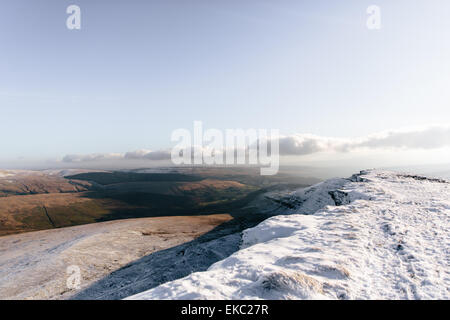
[63,150,171,163]
[277,125,450,155]
[123,149,151,159]
[352,126,450,150]
[62,153,123,163]
[61,125,450,163]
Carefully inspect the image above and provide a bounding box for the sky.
[0,0,449,170]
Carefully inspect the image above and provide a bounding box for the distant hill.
[0,168,313,236]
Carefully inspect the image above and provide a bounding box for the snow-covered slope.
[244,176,367,216]
[127,170,450,300]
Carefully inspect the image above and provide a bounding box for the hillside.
[0,214,232,299]
[128,170,450,300]
[0,169,279,236]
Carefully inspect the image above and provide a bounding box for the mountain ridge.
[127,170,450,300]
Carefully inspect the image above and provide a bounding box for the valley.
[0,167,315,299]
[0,168,313,236]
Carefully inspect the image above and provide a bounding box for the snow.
[127,170,450,300]
[0,215,233,299]
[0,170,16,178]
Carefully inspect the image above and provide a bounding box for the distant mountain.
[128,170,450,300]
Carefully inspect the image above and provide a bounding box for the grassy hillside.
[0,170,267,236]
[0,168,315,236]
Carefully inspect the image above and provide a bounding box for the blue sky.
[1,0,449,167]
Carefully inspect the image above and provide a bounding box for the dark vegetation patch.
[65,172,204,185]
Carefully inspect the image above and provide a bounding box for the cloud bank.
[278,125,450,156]
[61,125,450,163]
[62,150,171,163]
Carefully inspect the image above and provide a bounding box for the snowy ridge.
[243,175,370,217]
[127,170,450,300]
